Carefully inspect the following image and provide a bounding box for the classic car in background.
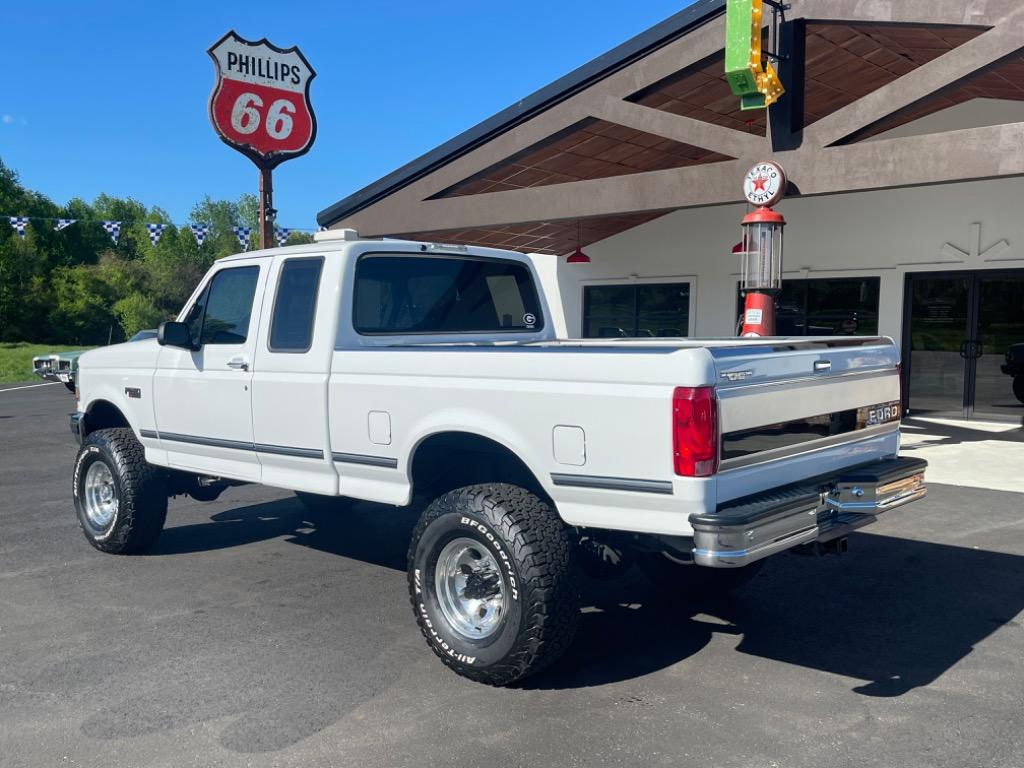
[32,350,85,391]
[31,330,157,392]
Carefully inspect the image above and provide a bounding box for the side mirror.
[157,321,196,350]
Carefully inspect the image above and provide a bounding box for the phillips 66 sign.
[207,31,317,169]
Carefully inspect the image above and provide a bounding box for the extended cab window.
[270,257,323,352]
[191,266,260,345]
[353,254,543,334]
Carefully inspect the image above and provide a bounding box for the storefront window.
[736,277,880,336]
[583,283,690,338]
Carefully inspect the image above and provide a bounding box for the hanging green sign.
[725,0,785,111]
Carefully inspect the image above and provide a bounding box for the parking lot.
[2,382,1023,768]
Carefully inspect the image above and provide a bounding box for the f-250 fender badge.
[125,387,142,399]
[720,370,753,382]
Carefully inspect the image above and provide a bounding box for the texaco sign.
[743,161,786,207]
[207,31,317,169]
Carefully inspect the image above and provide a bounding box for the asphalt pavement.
[2,382,1023,768]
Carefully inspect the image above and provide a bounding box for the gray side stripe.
[550,472,674,495]
[144,430,323,459]
[157,431,254,452]
[254,443,324,460]
[332,452,399,468]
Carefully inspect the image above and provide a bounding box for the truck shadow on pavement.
[152,496,1024,697]
[528,534,1024,694]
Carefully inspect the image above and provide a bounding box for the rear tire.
[72,428,167,554]
[638,551,763,597]
[64,381,76,393]
[408,483,579,686]
[1013,375,1024,404]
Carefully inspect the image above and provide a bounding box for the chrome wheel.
[435,537,506,640]
[83,461,118,530]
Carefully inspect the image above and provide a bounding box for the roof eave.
[316,0,727,227]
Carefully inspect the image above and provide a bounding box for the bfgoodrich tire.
[408,483,579,686]
[72,428,167,554]
[638,551,763,597]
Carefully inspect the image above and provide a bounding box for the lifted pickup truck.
[70,230,927,685]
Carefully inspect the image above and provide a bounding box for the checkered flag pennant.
[190,222,211,247]
[233,225,251,250]
[274,226,290,247]
[8,216,29,239]
[145,223,166,246]
[54,218,77,231]
[100,220,121,245]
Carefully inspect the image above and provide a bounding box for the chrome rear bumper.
[690,456,927,568]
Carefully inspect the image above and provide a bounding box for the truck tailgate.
[710,338,902,501]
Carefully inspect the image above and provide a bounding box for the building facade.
[318,0,1024,421]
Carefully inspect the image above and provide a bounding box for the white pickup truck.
[69,230,927,685]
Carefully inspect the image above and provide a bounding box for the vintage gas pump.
[737,161,786,337]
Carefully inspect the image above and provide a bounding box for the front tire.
[638,551,763,597]
[72,428,167,554]
[408,483,579,686]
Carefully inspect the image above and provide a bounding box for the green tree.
[0,156,313,344]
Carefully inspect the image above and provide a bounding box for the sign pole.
[259,167,274,250]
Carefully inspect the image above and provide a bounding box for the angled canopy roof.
[317,0,727,227]
[319,0,1024,256]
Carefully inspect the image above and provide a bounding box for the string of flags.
[4,213,316,248]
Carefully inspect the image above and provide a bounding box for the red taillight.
[673,386,719,477]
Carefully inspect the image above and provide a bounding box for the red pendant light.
[566,220,591,263]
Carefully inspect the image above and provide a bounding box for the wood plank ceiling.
[406,23,992,257]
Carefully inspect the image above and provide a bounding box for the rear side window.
[353,254,543,335]
[269,257,323,352]
[197,266,260,345]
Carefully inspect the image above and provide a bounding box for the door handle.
[959,340,970,359]
[973,341,983,359]
[814,360,831,373]
[227,358,249,371]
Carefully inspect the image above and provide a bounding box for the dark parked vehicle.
[1002,343,1024,403]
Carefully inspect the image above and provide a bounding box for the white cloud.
[1,115,14,124]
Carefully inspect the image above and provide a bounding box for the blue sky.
[1,1,693,230]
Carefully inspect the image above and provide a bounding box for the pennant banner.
[146,223,167,247]
[233,226,251,251]
[2,214,314,244]
[8,216,29,239]
[101,220,121,245]
[190,223,211,247]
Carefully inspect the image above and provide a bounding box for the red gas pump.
[736,161,787,337]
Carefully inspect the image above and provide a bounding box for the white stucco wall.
[548,175,1024,348]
